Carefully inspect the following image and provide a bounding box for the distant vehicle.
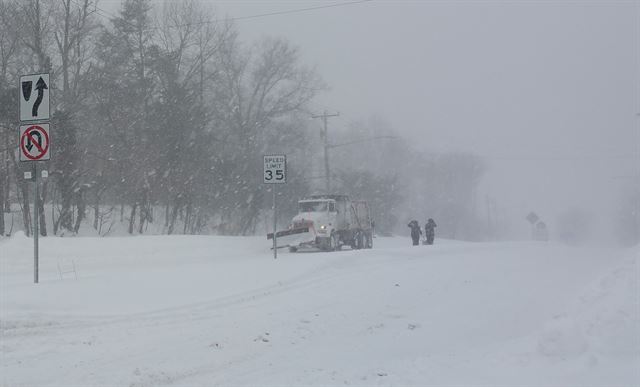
[267,194,373,252]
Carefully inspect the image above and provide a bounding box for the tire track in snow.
[2,249,396,336]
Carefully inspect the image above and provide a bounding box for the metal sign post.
[20,73,50,284]
[526,212,539,240]
[264,154,287,259]
[33,163,38,283]
[272,186,277,259]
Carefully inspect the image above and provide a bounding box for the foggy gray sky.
[105,0,639,237]
[218,0,638,236]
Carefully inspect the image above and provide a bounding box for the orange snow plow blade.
[267,226,310,240]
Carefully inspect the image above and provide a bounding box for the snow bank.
[534,246,639,362]
[1,236,638,386]
[572,247,640,358]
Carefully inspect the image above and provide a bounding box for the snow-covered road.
[1,234,638,386]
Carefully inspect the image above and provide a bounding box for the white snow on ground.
[1,234,639,386]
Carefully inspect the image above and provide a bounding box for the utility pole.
[312,111,339,193]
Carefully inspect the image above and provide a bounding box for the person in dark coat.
[408,220,422,246]
[424,218,437,245]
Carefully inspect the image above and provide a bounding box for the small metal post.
[273,186,277,259]
[33,162,38,284]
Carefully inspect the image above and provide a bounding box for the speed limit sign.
[263,155,286,184]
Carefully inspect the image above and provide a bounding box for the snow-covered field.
[1,234,638,386]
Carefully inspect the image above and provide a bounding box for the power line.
[485,155,636,161]
[228,0,373,22]
[73,0,373,31]
[327,135,397,149]
[69,0,134,28]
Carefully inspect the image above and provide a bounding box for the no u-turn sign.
[19,124,50,161]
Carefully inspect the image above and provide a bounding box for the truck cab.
[291,199,339,250]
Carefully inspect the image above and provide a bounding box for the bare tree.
[50,0,98,235]
[90,0,155,234]
[0,1,22,236]
[12,0,53,236]
[53,0,97,109]
[0,0,21,85]
[214,36,323,234]
[150,1,234,234]
[20,0,52,72]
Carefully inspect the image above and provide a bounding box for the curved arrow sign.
[20,73,50,122]
[19,124,50,161]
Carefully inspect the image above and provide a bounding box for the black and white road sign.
[264,155,286,184]
[19,124,50,162]
[20,73,50,122]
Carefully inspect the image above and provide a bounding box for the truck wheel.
[365,232,373,249]
[330,232,340,251]
[350,232,359,250]
[357,232,364,249]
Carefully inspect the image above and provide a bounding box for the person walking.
[408,220,422,246]
[424,218,437,245]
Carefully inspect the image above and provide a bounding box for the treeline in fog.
[0,0,487,239]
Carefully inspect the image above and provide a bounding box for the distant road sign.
[526,212,539,225]
[264,155,286,184]
[20,73,50,122]
[19,124,50,161]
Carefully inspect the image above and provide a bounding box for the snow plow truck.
[267,195,373,252]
